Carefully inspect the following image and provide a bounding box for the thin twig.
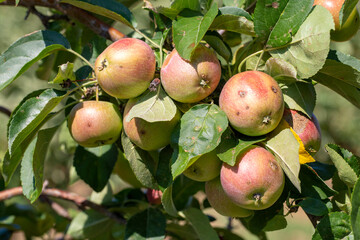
[0,0,126,41]
[0,186,126,224]
[0,106,11,117]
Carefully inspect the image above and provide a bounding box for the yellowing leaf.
[289,127,316,164]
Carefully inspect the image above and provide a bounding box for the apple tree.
[0,0,360,239]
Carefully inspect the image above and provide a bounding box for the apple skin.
[313,0,359,42]
[146,188,163,205]
[160,44,221,103]
[183,150,222,182]
[219,71,284,136]
[205,177,253,218]
[123,98,181,151]
[68,101,122,148]
[95,38,156,99]
[220,146,285,210]
[283,109,322,156]
[113,151,143,188]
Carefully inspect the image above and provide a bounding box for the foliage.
[0,0,359,239]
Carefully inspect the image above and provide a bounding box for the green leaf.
[181,208,220,240]
[156,146,173,189]
[51,62,76,84]
[216,128,266,166]
[265,121,301,192]
[326,144,360,177]
[67,210,115,239]
[282,81,316,118]
[73,144,118,192]
[203,32,232,62]
[265,57,298,83]
[299,164,337,200]
[125,208,166,240]
[325,144,358,188]
[21,125,59,203]
[171,104,228,179]
[172,175,204,210]
[61,0,136,28]
[351,178,360,240]
[209,6,255,36]
[0,30,70,91]
[121,132,158,189]
[161,185,178,217]
[172,2,218,60]
[312,212,352,240]
[312,51,360,108]
[339,0,358,26]
[8,88,66,156]
[298,198,328,216]
[270,6,334,79]
[262,215,287,232]
[255,0,313,47]
[125,87,177,123]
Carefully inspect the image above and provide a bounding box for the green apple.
[183,150,222,182]
[113,151,143,188]
[68,101,122,148]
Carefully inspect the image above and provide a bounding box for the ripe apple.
[313,0,359,42]
[95,38,156,99]
[283,108,322,156]
[160,44,221,103]
[146,188,163,205]
[68,101,122,148]
[219,71,284,136]
[123,98,181,151]
[183,150,222,182]
[220,146,285,210]
[205,177,253,218]
[113,151,143,188]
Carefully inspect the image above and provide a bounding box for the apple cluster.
[67,37,322,216]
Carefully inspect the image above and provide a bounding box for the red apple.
[146,188,163,205]
[95,38,156,99]
[205,178,253,218]
[283,108,321,156]
[68,101,122,148]
[220,146,285,210]
[219,71,284,136]
[160,45,221,103]
[123,98,181,151]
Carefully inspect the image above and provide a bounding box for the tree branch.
[0,0,126,41]
[0,106,11,117]
[0,186,126,225]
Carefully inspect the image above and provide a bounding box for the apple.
[160,44,221,103]
[95,38,156,99]
[219,71,284,136]
[68,101,122,148]
[123,98,181,151]
[205,177,253,218]
[146,188,163,205]
[113,151,143,188]
[283,108,322,155]
[313,0,359,42]
[220,146,285,210]
[183,150,222,182]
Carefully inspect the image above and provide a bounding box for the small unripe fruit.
[220,146,285,210]
[205,178,253,218]
[123,98,181,151]
[219,71,284,136]
[283,108,322,155]
[146,188,163,205]
[160,45,221,103]
[113,151,143,188]
[68,101,122,148]
[183,150,222,182]
[95,38,156,99]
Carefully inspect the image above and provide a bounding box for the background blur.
[0,2,359,240]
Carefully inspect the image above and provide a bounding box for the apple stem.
[67,49,94,71]
[95,85,99,102]
[254,46,266,71]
